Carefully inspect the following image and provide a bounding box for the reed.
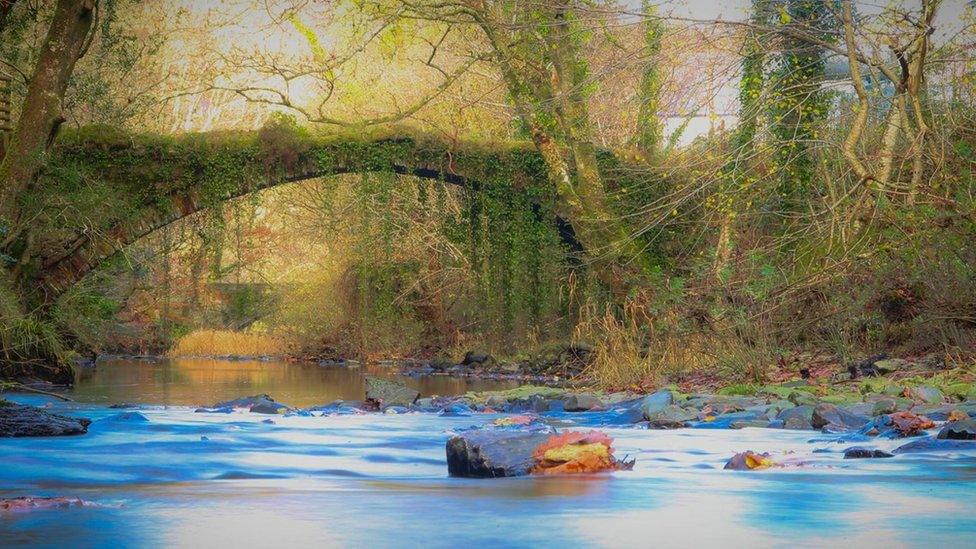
[168,329,289,358]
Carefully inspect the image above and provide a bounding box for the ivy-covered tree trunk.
[634,0,664,156]
[546,1,652,287]
[476,1,649,290]
[0,0,94,385]
[0,0,95,232]
[713,0,769,280]
[767,0,832,211]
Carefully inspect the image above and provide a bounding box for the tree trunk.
[634,0,664,156]
[0,0,95,229]
[530,1,652,286]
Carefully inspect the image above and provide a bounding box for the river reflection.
[71,357,517,407]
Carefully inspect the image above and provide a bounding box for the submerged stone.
[843,447,894,459]
[212,394,277,409]
[0,403,91,437]
[729,419,771,429]
[195,406,233,414]
[438,403,474,417]
[893,436,976,454]
[0,497,95,511]
[102,411,150,422]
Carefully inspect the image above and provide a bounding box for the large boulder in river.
[364,376,419,407]
[0,402,91,437]
[249,399,292,415]
[447,430,552,478]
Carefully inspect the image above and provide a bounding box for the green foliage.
[766,0,836,209]
[0,274,68,375]
[635,0,665,154]
[717,383,757,396]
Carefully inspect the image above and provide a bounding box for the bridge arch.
[33,126,579,297]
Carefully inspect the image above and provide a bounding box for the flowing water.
[2,359,976,548]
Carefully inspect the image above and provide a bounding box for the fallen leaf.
[889,411,935,436]
[948,409,970,423]
[724,451,777,471]
[530,430,625,475]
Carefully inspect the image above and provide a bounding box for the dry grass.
[574,296,777,391]
[168,329,290,358]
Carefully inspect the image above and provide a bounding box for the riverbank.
[96,347,976,396]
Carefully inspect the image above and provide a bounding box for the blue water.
[3,394,976,547]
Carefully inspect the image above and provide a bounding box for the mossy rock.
[788,391,818,407]
[758,385,798,399]
[944,383,972,400]
[820,393,862,406]
[717,384,757,396]
[859,378,890,395]
[464,385,566,405]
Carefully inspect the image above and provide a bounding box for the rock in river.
[812,403,869,432]
[645,405,694,429]
[447,430,552,478]
[639,390,674,419]
[937,419,976,440]
[893,436,976,454]
[776,405,814,430]
[564,393,603,412]
[364,377,419,407]
[843,447,894,459]
[0,402,91,437]
[906,385,944,405]
[204,394,292,414]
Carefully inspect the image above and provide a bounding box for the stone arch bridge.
[32,126,612,298]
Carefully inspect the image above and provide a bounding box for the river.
[2,359,975,547]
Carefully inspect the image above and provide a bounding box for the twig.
[1,383,74,402]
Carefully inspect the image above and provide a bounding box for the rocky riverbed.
[7,371,976,479]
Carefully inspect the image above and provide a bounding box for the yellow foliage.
[168,330,290,358]
[744,453,775,470]
[542,442,610,463]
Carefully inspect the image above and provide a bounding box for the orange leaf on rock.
[530,430,623,475]
[724,451,777,471]
[889,411,935,436]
